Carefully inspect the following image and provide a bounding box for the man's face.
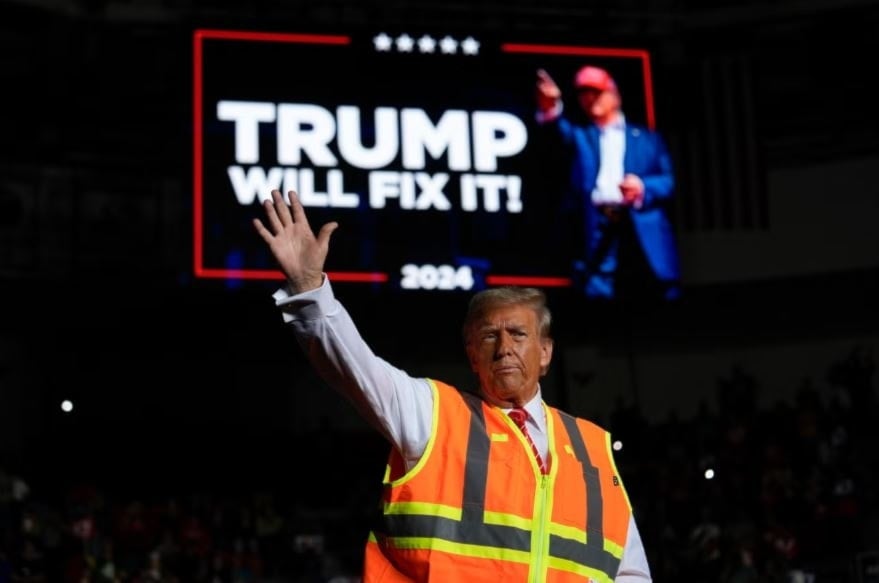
[466,304,553,408]
[577,86,621,125]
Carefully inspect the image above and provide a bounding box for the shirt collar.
[502,387,545,428]
[600,112,626,132]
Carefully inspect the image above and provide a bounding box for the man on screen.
[535,65,681,301]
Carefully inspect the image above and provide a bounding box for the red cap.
[574,65,616,91]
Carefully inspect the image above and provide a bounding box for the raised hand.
[252,189,338,293]
[536,68,562,113]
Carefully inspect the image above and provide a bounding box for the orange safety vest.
[363,380,633,583]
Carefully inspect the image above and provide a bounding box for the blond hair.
[462,287,552,344]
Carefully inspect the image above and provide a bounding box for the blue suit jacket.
[550,116,681,282]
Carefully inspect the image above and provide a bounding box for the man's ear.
[540,338,554,376]
[465,343,479,373]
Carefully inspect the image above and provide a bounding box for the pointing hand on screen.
[536,68,562,114]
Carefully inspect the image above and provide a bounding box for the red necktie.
[508,408,548,474]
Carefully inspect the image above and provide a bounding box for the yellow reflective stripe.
[548,522,587,544]
[381,508,604,555]
[605,432,632,512]
[531,475,551,583]
[384,501,463,521]
[484,510,531,531]
[383,506,598,552]
[490,433,509,442]
[388,380,441,487]
[603,537,624,558]
[532,406,558,583]
[547,556,615,583]
[545,404,558,473]
[384,536,533,564]
[375,533,619,580]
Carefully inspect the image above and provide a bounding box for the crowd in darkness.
[617,345,877,582]
[0,345,875,582]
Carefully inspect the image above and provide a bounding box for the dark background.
[1,0,878,581]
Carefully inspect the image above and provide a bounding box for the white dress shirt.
[274,276,652,581]
[592,116,627,206]
[536,103,630,208]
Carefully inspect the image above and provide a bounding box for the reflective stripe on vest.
[377,392,530,552]
[372,384,624,580]
[547,413,621,577]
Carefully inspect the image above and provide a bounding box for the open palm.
[252,189,338,293]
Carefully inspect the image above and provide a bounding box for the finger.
[262,192,284,234]
[252,217,273,243]
[272,189,293,226]
[288,190,311,230]
[316,221,339,250]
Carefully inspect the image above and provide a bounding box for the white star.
[461,36,480,56]
[439,35,458,54]
[396,33,415,52]
[373,32,393,51]
[417,34,436,53]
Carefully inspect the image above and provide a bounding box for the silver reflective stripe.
[381,514,531,551]
[553,413,620,577]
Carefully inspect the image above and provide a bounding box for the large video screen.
[193,28,662,295]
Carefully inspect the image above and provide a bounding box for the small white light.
[612,440,623,451]
[704,468,715,480]
[61,400,74,413]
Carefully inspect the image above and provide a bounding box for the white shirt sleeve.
[615,515,652,582]
[274,275,432,469]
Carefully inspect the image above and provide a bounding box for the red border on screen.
[192,29,655,289]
